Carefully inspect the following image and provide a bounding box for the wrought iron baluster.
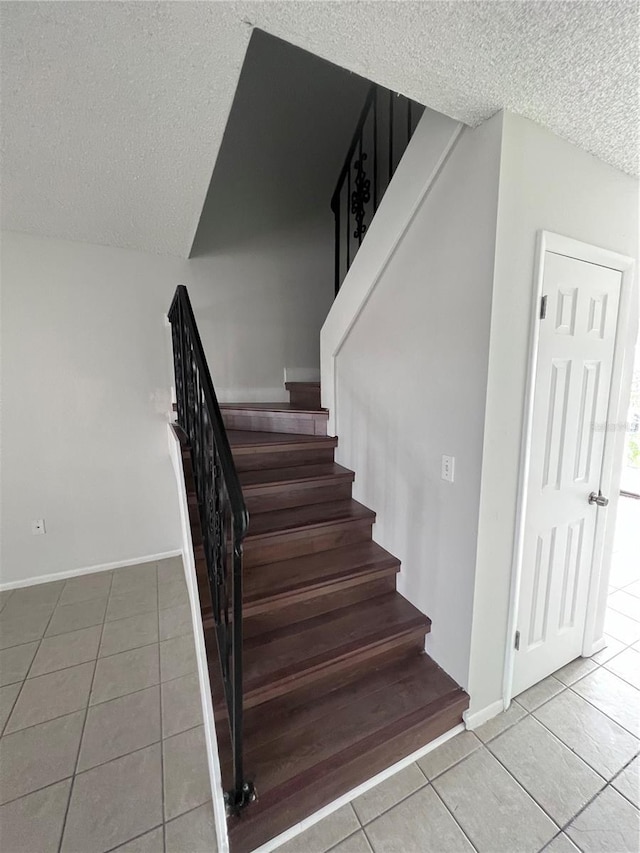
[333,187,341,297]
[331,85,423,293]
[373,89,378,212]
[389,89,394,184]
[346,153,351,270]
[167,285,253,815]
[351,134,371,246]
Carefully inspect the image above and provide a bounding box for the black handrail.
[331,85,424,294]
[168,285,254,814]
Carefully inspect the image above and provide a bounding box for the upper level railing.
[168,285,254,814]
[331,84,425,294]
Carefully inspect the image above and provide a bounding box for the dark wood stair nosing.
[244,562,400,613]
[221,403,328,416]
[240,624,429,710]
[228,430,337,453]
[240,469,355,495]
[245,501,375,541]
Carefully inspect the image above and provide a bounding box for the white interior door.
[513,250,623,696]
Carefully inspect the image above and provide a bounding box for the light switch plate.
[441,455,455,483]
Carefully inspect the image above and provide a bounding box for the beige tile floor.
[0,557,218,853]
[1,498,638,853]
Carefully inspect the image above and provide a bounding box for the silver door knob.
[588,491,609,507]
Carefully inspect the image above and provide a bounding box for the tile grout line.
[565,676,640,740]
[505,646,640,744]
[0,643,196,738]
[443,739,565,838]
[323,755,483,852]
[555,776,627,840]
[483,721,606,829]
[529,706,639,782]
[0,723,206,810]
[325,826,373,853]
[0,590,15,615]
[429,781,480,851]
[100,798,214,853]
[102,822,164,853]
[3,570,636,849]
[474,669,640,842]
[0,574,189,661]
[456,656,640,828]
[350,764,430,833]
[602,751,640,811]
[17,626,191,682]
[0,582,67,738]
[482,677,638,782]
[56,569,115,853]
[335,669,631,852]
[156,561,168,852]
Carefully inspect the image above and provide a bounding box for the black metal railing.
[168,285,254,814]
[331,85,425,294]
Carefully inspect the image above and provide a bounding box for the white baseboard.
[0,550,182,591]
[167,424,230,853]
[463,699,505,731]
[253,722,465,853]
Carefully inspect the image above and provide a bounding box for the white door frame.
[503,230,636,707]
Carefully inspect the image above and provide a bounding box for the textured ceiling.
[1,1,638,257]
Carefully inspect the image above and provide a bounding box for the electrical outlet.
[441,455,455,483]
[31,519,46,535]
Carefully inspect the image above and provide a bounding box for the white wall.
[321,107,462,429]
[190,31,369,401]
[468,113,639,715]
[1,35,370,586]
[328,114,503,688]
[1,232,184,584]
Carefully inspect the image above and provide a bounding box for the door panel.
[513,252,622,695]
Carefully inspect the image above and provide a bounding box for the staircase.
[176,379,469,852]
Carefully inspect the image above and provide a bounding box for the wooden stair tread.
[239,462,353,489]
[235,592,430,700]
[244,653,460,790]
[221,402,327,414]
[227,652,468,851]
[244,541,399,605]
[228,429,337,450]
[246,499,374,539]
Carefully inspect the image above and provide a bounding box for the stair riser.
[233,447,335,472]
[288,390,322,409]
[222,411,327,436]
[204,574,399,630]
[244,574,397,624]
[244,479,352,513]
[244,519,373,568]
[213,639,426,733]
[243,625,427,710]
